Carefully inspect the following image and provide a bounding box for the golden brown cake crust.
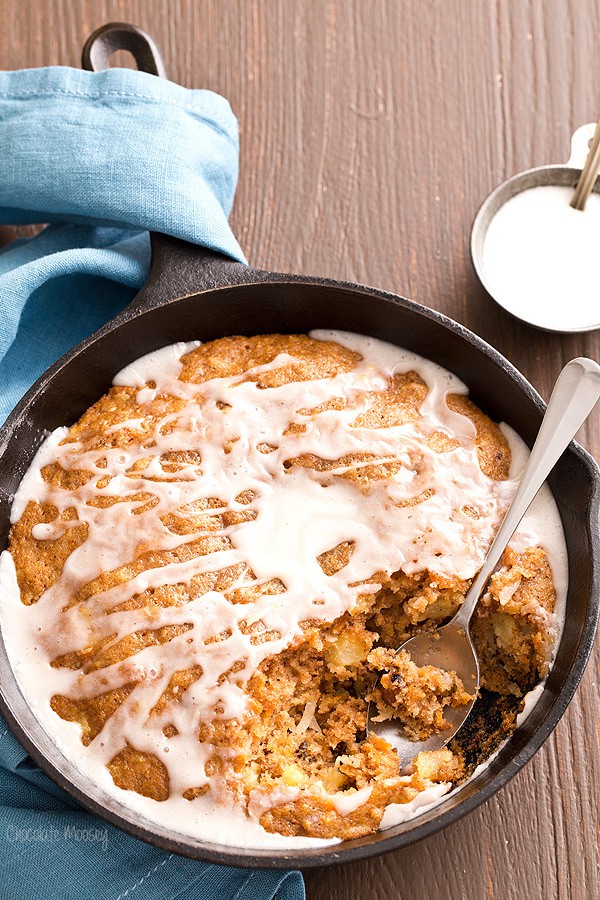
[10,502,88,606]
[179,334,361,387]
[446,393,511,480]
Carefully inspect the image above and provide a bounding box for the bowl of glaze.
[471,122,600,333]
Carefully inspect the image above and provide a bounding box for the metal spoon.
[368,357,600,765]
[571,112,600,211]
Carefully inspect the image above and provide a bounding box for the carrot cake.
[0,331,567,847]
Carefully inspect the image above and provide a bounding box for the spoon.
[571,111,600,211]
[368,357,600,765]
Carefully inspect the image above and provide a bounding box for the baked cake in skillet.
[1,331,564,844]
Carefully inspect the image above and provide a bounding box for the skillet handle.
[82,22,257,306]
[82,22,169,77]
[132,234,255,310]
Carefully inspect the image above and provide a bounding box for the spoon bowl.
[370,621,479,765]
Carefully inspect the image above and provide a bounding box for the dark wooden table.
[1,1,598,897]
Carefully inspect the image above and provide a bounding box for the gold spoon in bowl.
[367,357,600,765]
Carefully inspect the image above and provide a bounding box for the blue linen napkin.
[0,65,305,900]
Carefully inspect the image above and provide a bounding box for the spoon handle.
[454,358,600,629]
[571,112,600,211]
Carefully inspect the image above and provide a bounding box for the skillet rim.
[0,272,598,869]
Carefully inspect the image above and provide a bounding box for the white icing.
[516,682,545,727]
[330,785,374,817]
[113,340,202,388]
[9,427,69,524]
[0,330,568,849]
[380,781,452,828]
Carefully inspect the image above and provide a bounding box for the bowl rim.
[0,274,598,869]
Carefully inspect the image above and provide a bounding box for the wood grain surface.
[0,1,598,898]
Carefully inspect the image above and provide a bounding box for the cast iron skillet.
[0,23,598,870]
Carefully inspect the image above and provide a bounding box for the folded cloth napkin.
[0,65,304,900]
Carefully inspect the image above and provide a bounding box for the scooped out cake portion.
[3,330,562,845]
[365,648,474,740]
